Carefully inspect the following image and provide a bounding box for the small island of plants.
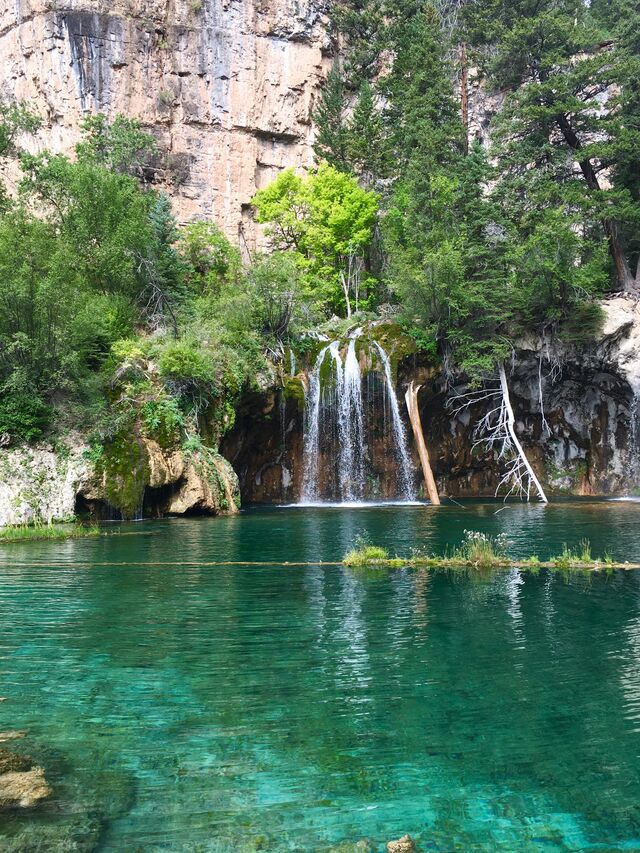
[0,521,101,544]
[343,531,637,572]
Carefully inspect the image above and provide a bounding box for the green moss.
[283,376,305,407]
[186,445,240,513]
[95,426,149,519]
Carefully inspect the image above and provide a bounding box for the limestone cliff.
[0,0,331,245]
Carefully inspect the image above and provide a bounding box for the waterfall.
[338,334,366,500]
[301,343,330,502]
[300,332,416,504]
[373,342,415,500]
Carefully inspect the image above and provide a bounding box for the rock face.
[0,434,239,525]
[0,0,330,245]
[0,439,89,526]
[80,437,241,519]
[222,298,640,501]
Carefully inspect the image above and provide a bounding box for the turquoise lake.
[2,499,640,850]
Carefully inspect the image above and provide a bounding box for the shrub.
[0,391,51,442]
[157,338,217,417]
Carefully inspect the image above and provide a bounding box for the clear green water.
[2,500,640,851]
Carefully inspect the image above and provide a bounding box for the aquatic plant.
[0,522,101,544]
[343,544,390,566]
[343,535,625,572]
[453,530,509,567]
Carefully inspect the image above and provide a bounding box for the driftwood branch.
[405,381,440,505]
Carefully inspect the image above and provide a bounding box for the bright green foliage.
[252,163,379,316]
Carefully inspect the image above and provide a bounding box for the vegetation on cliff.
[0,0,637,506]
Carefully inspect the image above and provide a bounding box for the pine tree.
[312,67,350,170]
[464,0,640,292]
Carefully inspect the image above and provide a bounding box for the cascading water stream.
[373,342,415,500]
[300,331,416,504]
[301,344,330,502]
[338,333,366,501]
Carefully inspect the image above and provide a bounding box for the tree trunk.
[556,114,637,293]
[405,381,440,505]
[498,363,548,503]
[460,42,469,156]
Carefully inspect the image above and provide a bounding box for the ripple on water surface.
[1,501,640,850]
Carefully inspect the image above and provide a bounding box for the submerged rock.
[0,748,32,774]
[0,748,51,809]
[386,835,416,853]
[0,730,27,743]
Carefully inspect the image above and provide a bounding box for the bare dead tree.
[448,361,548,502]
[135,252,178,337]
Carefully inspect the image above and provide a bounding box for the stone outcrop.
[0,433,240,525]
[0,438,89,527]
[386,836,415,853]
[0,0,331,246]
[0,747,51,809]
[222,297,640,501]
[80,436,241,518]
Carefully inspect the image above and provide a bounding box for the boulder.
[386,836,416,853]
[0,768,51,809]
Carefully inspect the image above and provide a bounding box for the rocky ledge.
[0,435,239,527]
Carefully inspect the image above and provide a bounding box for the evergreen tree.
[464,0,640,292]
[312,67,350,170]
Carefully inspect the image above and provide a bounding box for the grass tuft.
[0,522,101,544]
[343,545,390,566]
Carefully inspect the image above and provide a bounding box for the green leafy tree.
[20,152,152,299]
[76,113,158,182]
[178,221,242,296]
[252,163,379,316]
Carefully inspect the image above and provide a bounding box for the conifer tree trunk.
[556,115,637,293]
[405,381,440,505]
